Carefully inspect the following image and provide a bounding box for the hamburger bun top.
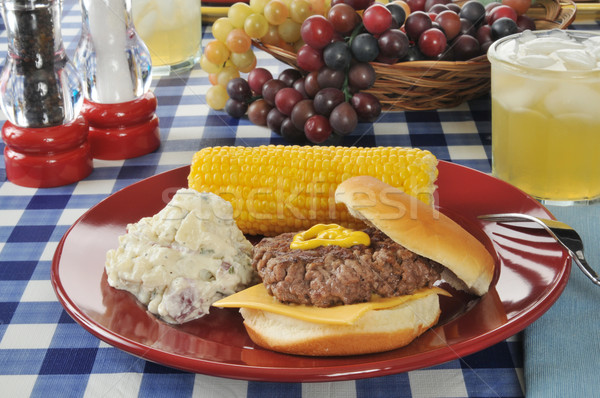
[335,176,494,296]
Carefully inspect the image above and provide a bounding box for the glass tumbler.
[488,30,600,205]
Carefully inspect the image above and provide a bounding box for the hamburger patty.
[252,227,443,307]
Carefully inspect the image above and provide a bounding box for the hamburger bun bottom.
[240,291,441,356]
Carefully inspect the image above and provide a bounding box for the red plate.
[51,161,570,382]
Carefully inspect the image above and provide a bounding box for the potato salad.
[105,188,256,324]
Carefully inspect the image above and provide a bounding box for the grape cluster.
[203,0,323,110]
[222,2,395,144]
[398,0,535,61]
[225,65,381,144]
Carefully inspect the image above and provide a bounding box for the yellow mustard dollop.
[290,223,370,250]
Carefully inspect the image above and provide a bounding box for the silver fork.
[478,213,600,287]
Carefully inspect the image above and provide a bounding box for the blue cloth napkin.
[524,204,600,397]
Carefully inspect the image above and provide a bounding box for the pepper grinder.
[0,0,92,188]
[74,0,160,160]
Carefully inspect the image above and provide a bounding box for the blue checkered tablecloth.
[1,0,597,396]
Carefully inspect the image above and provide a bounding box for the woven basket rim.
[253,0,577,67]
[251,0,577,110]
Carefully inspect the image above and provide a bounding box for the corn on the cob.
[188,145,438,236]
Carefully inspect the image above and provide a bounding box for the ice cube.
[517,30,537,44]
[493,77,548,110]
[517,54,557,69]
[555,49,597,70]
[543,82,600,115]
[545,29,571,41]
[521,37,584,56]
[583,36,600,48]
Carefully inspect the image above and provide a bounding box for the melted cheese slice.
[213,284,450,325]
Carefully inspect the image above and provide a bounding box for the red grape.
[488,5,517,24]
[452,34,480,60]
[301,15,334,49]
[304,71,321,98]
[317,66,346,89]
[485,2,502,24]
[330,102,357,136]
[280,117,306,142]
[435,10,461,40]
[225,99,248,118]
[429,4,449,14]
[247,68,273,95]
[278,69,303,87]
[405,11,433,42]
[266,108,286,134]
[348,62,376,90]
[226,77,252,102]
[304,115,332,143]
[275,87,304,115]
[405,0,426,12]
[293,77,309,98]
[313,87,345,117]
[262,79,287,106]
[476,24,492,45]
[516,15,536,31]
[248,99,272,126]
[363,4,393,35]
[290,99,317,130]
[418,28,446,58]
[297,44,325,72]
[350,92,381,122]
[377,28,410,59]
[328,3,360,35]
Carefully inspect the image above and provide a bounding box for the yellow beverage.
[132,0,202,74]
[488,30,600,204]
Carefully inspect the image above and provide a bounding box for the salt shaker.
[74,0,160,160]
[0,0,92,187]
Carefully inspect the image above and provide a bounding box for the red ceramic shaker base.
[81,91,161,160]
[2,115,93,188]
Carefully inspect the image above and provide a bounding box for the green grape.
[200,54,223,74]
[293,38,305,51]
[212,17,234,43]
[204,40,230,65]
[277,18,301,43]
[239,56,257,73]
[249,0,270,13]
[230,49,256,70]
[279,0,293,9]
[206,85,229,110]
[263,0,289,25]
[290,0,312,24]
[244,13,270,39]
[226,28,252,53]
[228,3,253,29]
[260,24,281,45]
[217,65,241,87]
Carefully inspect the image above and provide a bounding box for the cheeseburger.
[214,176,495,356]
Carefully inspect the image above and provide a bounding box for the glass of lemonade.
[132,0,202,76]
[488,30,600,205]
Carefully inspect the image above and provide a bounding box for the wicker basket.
[253,0,577,111]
